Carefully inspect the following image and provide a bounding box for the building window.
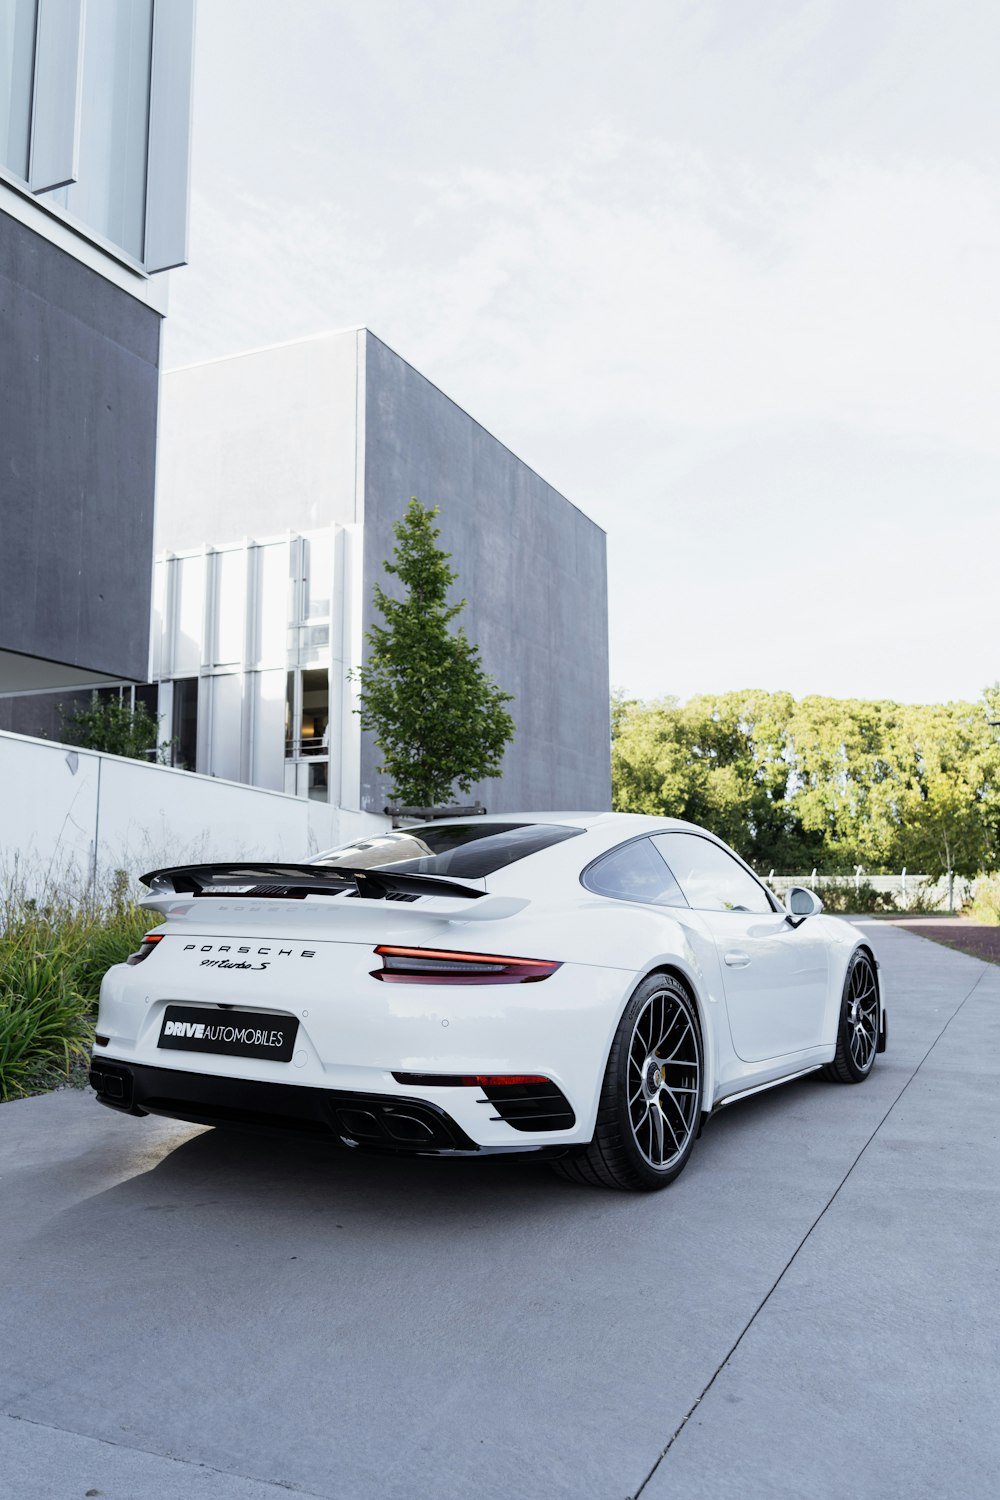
[307,761,328,803]
[134,683,158,713]
[172,676,198,771]
[300,668,329,756]
[285,666,330,802]
[0,0,37,179]
[284,669,294,756]
[285,667,330,758]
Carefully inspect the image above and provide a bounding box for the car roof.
[405,811,702,835]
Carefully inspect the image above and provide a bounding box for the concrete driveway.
[1,923,997,1500]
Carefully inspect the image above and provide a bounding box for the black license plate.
[158,1006,299,1062]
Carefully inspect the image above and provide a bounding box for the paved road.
[1,924,997,1500]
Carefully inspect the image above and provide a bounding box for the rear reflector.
[373,946,560,985]
[393,1072,551,1087]
[125,933,164,966]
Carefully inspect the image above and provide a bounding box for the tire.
[551,973,703,1192]
[823,948,880,1084]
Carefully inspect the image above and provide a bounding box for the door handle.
[724,951,751,968]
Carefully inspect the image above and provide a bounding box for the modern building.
[0,0,195,697]
[150,330,611,815]
[149,527,345,802]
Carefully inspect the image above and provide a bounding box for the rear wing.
[140,862,487,903]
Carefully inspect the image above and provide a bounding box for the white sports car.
[90,813,886,1192]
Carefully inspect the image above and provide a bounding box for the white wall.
[156,329,366,553]
[0,731,387,903]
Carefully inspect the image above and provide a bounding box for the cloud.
[163,123,1000,705]
[167,135,1000,463]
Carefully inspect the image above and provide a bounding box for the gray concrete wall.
[0,211,160,683]
[361,332,610,814]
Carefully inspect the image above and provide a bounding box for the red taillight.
[372,945,561,984]
[125,933,164,966]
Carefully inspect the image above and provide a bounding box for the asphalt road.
[1,923,997,1500]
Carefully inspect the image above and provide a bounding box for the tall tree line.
[611,688,1000,877]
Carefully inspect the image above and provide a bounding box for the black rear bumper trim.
[89,1061,481,1154]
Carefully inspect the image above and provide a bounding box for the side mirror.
[785,886,824,925]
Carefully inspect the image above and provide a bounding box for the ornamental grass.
[0,875,158,1101]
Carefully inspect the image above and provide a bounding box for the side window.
[584,839,688,908]
[652,833,773,915]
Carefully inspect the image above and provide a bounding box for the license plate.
[157,1006,299,1062]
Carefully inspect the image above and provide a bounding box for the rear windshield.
[312,822,583,879]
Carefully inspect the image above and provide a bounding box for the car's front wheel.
[551,973,703,1191]
[823,948,880,1083]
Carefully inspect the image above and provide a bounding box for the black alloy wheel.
[551,973,702,1192]
[824,948,880,1083]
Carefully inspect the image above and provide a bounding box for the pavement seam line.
[1,1411,330,1498]
[628,959,990,1500]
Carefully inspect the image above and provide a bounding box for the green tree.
[354,499,515,807]
[893,700,1000,882]
[786,696,909,870]
[60,695,170,763]
[612,689,812,870]
[612,686,1000,880]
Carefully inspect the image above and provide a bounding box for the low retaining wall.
[0,730,388,903]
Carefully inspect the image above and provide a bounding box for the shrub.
[0,893,158,1101]
[59,695,174,763]
[813,879,896,915]
[963,874,1000,926]
[0,931,90,1100]
[899,883,946,916]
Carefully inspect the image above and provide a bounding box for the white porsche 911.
[90,813,886,1192]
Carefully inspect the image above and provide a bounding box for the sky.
[163,0,1000,708]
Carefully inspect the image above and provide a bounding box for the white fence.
[767,871,971,912]
[0,730,388,903]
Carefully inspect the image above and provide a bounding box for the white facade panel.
[254,539,290,670]
[156,331,365,553]
[333,523,363,813]
[54,0,153,259]
[251,667,286,791]
[214,546,247,667]
[5,0,193,281]
[28,0,83,192]
[1,0,39,179]
[173,551,205,675]
[143,0,195,271]
[208,671,242,783]
[150,549,167,679]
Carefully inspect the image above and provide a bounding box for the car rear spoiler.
[140,862,487,903]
